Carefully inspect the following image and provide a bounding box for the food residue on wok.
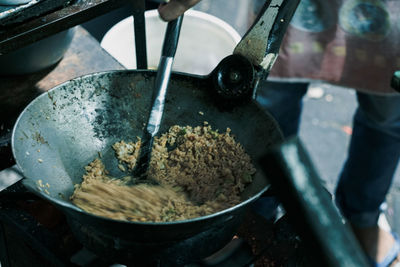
[70,122,256,222]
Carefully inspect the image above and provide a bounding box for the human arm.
[158,0,202,21]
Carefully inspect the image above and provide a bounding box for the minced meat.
[71,122,256,222]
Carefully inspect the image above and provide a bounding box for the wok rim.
[11,69,272,226]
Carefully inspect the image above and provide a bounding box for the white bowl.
[0,28,75,75]
[101,9,241,76]
[0,0,32,5]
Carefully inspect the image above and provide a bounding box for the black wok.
[11,0,299,265]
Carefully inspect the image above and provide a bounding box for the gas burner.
[68,237,254,267]
[0,171,307,267]
[0,181,307,267]
[190,237,254,267]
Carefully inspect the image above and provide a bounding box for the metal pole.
[131,0,147,69]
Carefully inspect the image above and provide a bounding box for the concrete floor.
[298,83,400,234]
[298,83,356,192]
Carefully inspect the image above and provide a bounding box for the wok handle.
[259,137,369,266]
[0,164,24,192]
[234,0,299,78]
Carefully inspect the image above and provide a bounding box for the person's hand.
[158,0,202,21]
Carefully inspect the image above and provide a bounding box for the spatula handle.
[134,16,183,178]
[162,15,183,58]
[146,15,183,137]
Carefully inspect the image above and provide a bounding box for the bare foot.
[351,225,400,266]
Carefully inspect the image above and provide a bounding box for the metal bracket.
[130,0,147,69]
[233,0,299,75]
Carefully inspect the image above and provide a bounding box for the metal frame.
[0,0,148,69]
[0,223,10,267]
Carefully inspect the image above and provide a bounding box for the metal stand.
[131,0,147,69]
[0,0,148,69]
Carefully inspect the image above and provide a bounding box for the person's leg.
[335,91,400,264]
[335,91,400,227]
[253,81,309,220]
[256,81,309,138]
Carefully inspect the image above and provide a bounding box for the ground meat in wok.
[71,122,256,222]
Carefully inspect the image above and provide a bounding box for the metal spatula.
[131,15,183,184]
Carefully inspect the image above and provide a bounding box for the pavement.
[300,83,400,234]
[298,83,356,192]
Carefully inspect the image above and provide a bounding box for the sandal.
[369,232,400,267]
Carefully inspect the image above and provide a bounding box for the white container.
[0,0,32,5]
[101,9,241,76]
[0,28,75,75]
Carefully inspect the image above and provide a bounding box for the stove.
[0,6,308,264]
[0,87,307,267]
[0,90,310,267]
[0,174,308,267]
